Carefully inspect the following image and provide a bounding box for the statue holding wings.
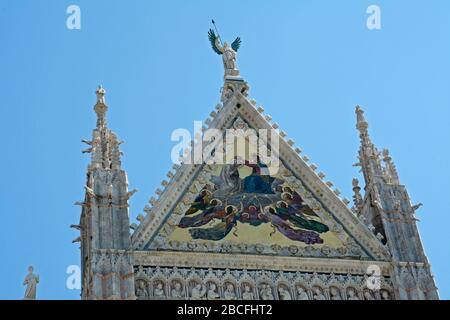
[208,26,241,77]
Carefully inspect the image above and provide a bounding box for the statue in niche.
[171,281,183,298]
[135,280,149,299]
[312,287,326,300]
[242,284,254,300]
[154,281,165,297]
[380,290,391,300]
[329,287,342,300]
[259,284,274,300]
[23,266,39,300]
[278,286,292,300]
[347,288,360,300]
[191,283,206,300]
[207,282,220,300]
[224,283,236,300]
[296,286,309,300]
[364,290,375,300]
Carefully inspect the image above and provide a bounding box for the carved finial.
[108,132,123,170]
[149,197,157,206]
[382,148,400,184]
[354,105,384,186]
[94,85,108,128]
[352,178,363,213]
[355,105,368,132]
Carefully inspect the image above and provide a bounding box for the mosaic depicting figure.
[177,159,330,245]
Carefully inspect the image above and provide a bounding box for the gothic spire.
[354,106,383,186]
[84,85,123,170]
[76,85,135,299]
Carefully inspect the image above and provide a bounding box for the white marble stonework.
[133,266,393,300]
[76,41,439,300]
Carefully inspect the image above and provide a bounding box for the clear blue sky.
[0,0,448,300]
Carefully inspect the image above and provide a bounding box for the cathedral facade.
[74,38,439,300]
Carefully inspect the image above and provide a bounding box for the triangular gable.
[131,79,390,261]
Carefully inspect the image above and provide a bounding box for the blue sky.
[0,0,448,300]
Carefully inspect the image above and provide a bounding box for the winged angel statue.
[208,29,241,77]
